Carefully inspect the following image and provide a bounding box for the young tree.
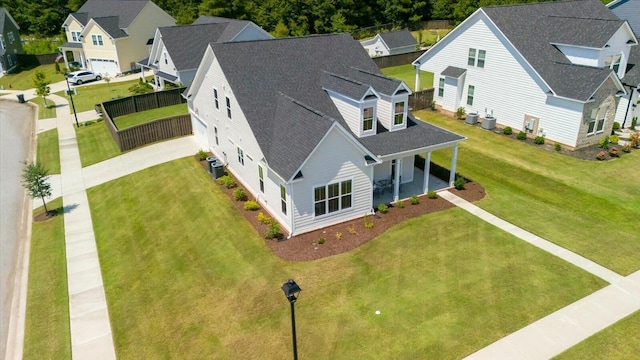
[103,74,112,90]
[33,70,51,107]
[21,161,53,214]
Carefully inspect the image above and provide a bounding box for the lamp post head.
[282,279,301,304]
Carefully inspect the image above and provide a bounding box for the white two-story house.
[185,34,465,236]
[414,0,635,149]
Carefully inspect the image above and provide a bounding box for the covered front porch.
[59,43,86,69]
[373,166,450,205]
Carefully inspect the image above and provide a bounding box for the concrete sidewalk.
[437,191,640,359]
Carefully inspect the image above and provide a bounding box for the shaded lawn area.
[381,64,433,91]
[29,96,57,120]
[555,310,640,359]
[75,119,120,167]
[36,129,61,174]
[0,64,66,90]
[54,79,142,113]
[86,158,604,359]
[415,110,640,275]
[114,103,188,129]
[23,198,71,360]
[411,29,451,46]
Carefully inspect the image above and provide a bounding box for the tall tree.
[33,70,51,108]
[21,161,53,214]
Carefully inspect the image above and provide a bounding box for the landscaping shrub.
[233,188,248,201]
[257,212,272,224]
[456,106,466,120]
[395,200,404,208]
[410,195,419,205]
[335,232,343,240]
[534,136,545,145]
[427,190,437,199]
[197,149,208,161]
[596,151,607,161]
[244,200,260,211]
[609,147,619,157]
[429,100,437,111]
[630,132,640,148]
[503,126,513,135]
[613,121,620,131]
[598,137,610,149]
[554,143,561,152]
[609,135,619,144]
[631,117,637,130]
[517,131,527,140]
[347,225,357,235]
[454,176,467,190]
[622,144,632,153]
[216,175,236,188]
[363,215,374,229]
[265,221,281,239]
[318,237,326,244]
[377,203,388,213]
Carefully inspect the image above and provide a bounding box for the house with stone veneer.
[184,34,465,236]
[413,0,636,149]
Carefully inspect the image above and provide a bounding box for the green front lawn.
[36,129,60,174]
[415,110,640,275]
[84,158,603,359]
[29,96,57,120]
[555,310,640,359]
[381,64,434,90]
[0,64,66,90]
[75,120,121,167]
[55,79,143,113]
[23,198,71,360]
[114,103,188,129]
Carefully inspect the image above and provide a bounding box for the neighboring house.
[59,0,175,76]
[414,0,636,149]
[608,0,640,128]
[361,29,417,57]
[139,16,272,88]
[184,34,464,236]
[0,7,23,74]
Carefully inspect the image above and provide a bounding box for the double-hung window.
[394,101,405,125]
[214,88,219,109]
[237,147,244,166]
[313,180,352,216]
[363,107,373,132]
[467,85,475,106]
[258,166,264,192]
[280,185,287,215]
[7,31,14,44]
[214,126,219,145]
[468,48,476,66]
[71,31,82,42]
[91,34,103,46]
[477,50,486,68]
[438,78,444,97]
[226,97,231,118]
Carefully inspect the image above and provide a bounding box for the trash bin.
[465,112,478,125]
[211,161,225,179]
[16,94,25,103]
[205,156,218,174]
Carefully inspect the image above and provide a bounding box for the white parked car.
[67,71,102,85]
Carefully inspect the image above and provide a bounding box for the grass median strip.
[36,129,60,174]
[87,158,604,359]
[29,97,57,120]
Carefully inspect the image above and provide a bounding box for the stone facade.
[576,76,620,149]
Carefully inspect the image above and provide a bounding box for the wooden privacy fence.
[409,88,434,111]
[373,50,425,69]
[101,88,192,152]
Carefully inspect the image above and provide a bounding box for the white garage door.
[192,116,209,150]
[90,59,118,76]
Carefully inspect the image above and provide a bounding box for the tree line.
[2,0,608,38]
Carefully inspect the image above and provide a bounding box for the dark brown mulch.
[33,208,59,222]
[198,156,485,262]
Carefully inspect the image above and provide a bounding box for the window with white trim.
[477,50,486,68]
[7,31,14,43]
[258,166,264,193]
[91,34,103,46]
[226,96,231,118]
[164,52,168,65]
[237,147,244,166]
[71,31,82,42]
[467,85,475,106]
[313,180,352,216]
[468,48,476,66]
[438,78,444,97]
[280,185,287,215]
[214,126,219,145]
[214,88,219,109]
[363,107,374,132]
[394,101,405,125]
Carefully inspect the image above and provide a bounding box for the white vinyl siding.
[91,34,103,46]
[291,127,372,235]
[327,91,362,135]
[438,78,445,97]
[376,95,393,129]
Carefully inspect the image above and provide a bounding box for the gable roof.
[0,7,20,32]
[623,45,640,86]
[91,16,128,38]
[481,0,626,101]
[74,0,148,28]
[608,0,640,35]
[441,66,466,78]
[206,34,463,180]
[379,30,417,49]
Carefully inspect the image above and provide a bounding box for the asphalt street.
[0,99,34,358]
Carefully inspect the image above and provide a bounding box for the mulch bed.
[33,208,59,222]
[198,156,485,262]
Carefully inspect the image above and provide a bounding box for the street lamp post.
[65,76,80,128]
[282,279,301,360]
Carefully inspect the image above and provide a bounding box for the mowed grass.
[555,310,640,359]
[75,120,121,167]
[23,198,71,360]
[0,64,66,90]
[86,158,604,359]
[54,79,142,113]
[36,129,61,174]
[412,29,451,45]
[415,110,640,275]
[381,64,434,90]
[29,96,57,119]
[114,103,188,129]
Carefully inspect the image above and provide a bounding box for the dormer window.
[363,107,374,131]
[394,101,405,126]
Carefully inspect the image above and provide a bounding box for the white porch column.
[414,65,421,92]
[423,152,431,193]
[449,144,459,187]
[393,159,401,201]
[62,51,69,69]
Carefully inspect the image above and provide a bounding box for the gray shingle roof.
[608,0,640,35]
[483,0,624,101]
[93,16,128,38]
[348,68,404,95]
[623,45,640,86]
[209,34,463,180]
[321,72,373,101]
[193,16,249,26]
[75,0,148,28]
[441,66,467,78]
[379,30,417,49]
[0,7,19,32]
